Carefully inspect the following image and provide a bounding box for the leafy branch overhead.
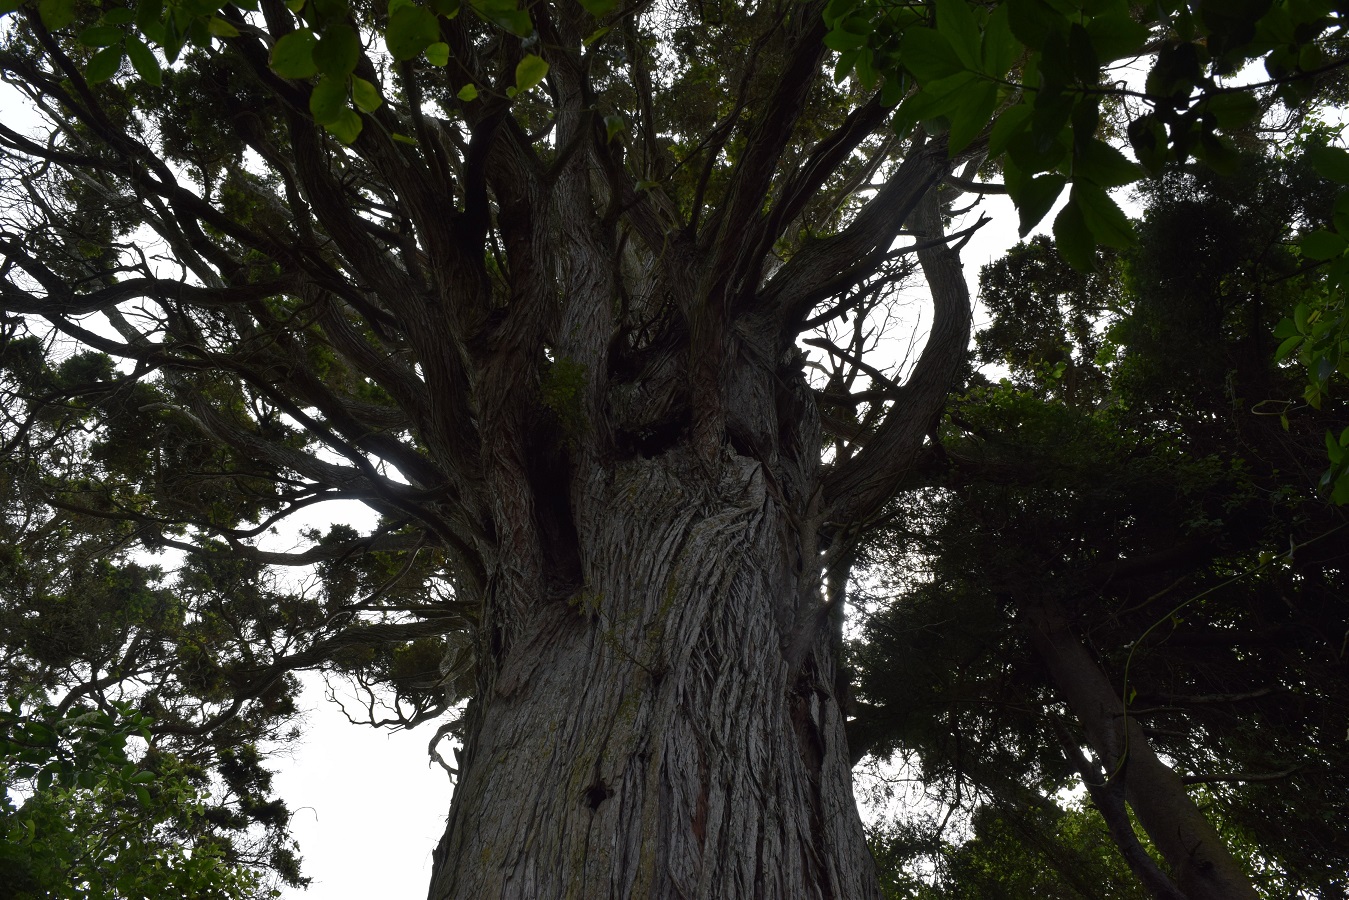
[825,0,1349,268]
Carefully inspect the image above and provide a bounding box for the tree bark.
[428,449,880,900]
[1024,599,1259,900]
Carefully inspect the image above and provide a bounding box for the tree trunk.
[1024,599,1258,900]
[428,449,880,900]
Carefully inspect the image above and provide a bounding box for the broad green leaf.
[314,23,360,75]
[1203,90,1260,131]
[604,114,623,142]
[39,0,77,29]
[126,35,162,85]
[386,4,439,61]
[271,29,319,79]
[1053,195,1096,269]
[900,24,964,82]
[1075,138,1141,188]
[514,53,549,94]
[471,0,531,35]
[1333,192,1349,235]
[428,0,460,14]
[982,4,1018,80]
[309,73,347,124]
[392,132,418,144]
[1008,171,1065,236]
[584,25,611,46]
[1307,144,1349,185]
[351,75,382,111]
[947,79,997,153]
[1007,0,1063,50]
[456,82,479,101]
[988,102,1032,158]
[134,0,163,38]
[935,0,980,70]
[103,8,136,24]
[1127,113,1168,173]
[425,41,450,65]
[86,45,125,82]
[79,25,126,46]
[207,16,239,37]
[0,0,23,14]
[825,27,869,52]
[1301,229,1348,261]
[324,107,363,143]
[1073,181,1134,248]
[1084,10,1148,62]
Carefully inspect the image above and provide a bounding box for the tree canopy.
[1,0,1348,897]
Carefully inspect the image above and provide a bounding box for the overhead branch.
[821,181,972,538]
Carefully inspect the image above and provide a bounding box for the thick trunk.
[1024,600,1258,900]
[428,450,879,900]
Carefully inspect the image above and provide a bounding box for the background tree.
[852,155,1349,899]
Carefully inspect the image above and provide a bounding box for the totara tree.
[2,0,1346,897]
[0,0,980,895]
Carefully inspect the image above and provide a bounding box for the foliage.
[1,700,274,900]
[853,153,1349,897]
[825,0,1349,267]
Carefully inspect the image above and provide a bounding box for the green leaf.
[392,132,418,144]
[982,4,1018,80]
[577,0,618,15]
[0,0,24,13]
[1334,192,1349,235]
[583,25,611,46]
[86,45,125,82]
[1301,229,1348,261]
[425,41,450,66]
[271,29,318,79]
[1073,181,1134,248]
[313,23,360,75]
[125,35,162,85]
[386,4,439,61]
[1083,10,1148,62]
[207,15,239,37]
[900,25,965,82]
[1053,195,1096,269]
[935,0,980,70]
[324,107,363,143]
[1007,0,1063,50]
[309,73,347,124]
[1075,138,1142,188]
[1008,171,1065,236]
[103,8,136,24]
[471,0,531,35]
[351,75,382,111]
[988,102,1032,158]
[604,114,623,142]
[947,79,997,153]
[79,25,126,46]
[428,0,459,14]
[513,53,549,94]
[1204,90,1261,131]
[1308,144,1349,185]
[39,0,77,29]
[456,82,479,101]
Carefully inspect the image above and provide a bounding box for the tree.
[0,0,982,896]
[853,155,1349,900]
[2,2,1346,898]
